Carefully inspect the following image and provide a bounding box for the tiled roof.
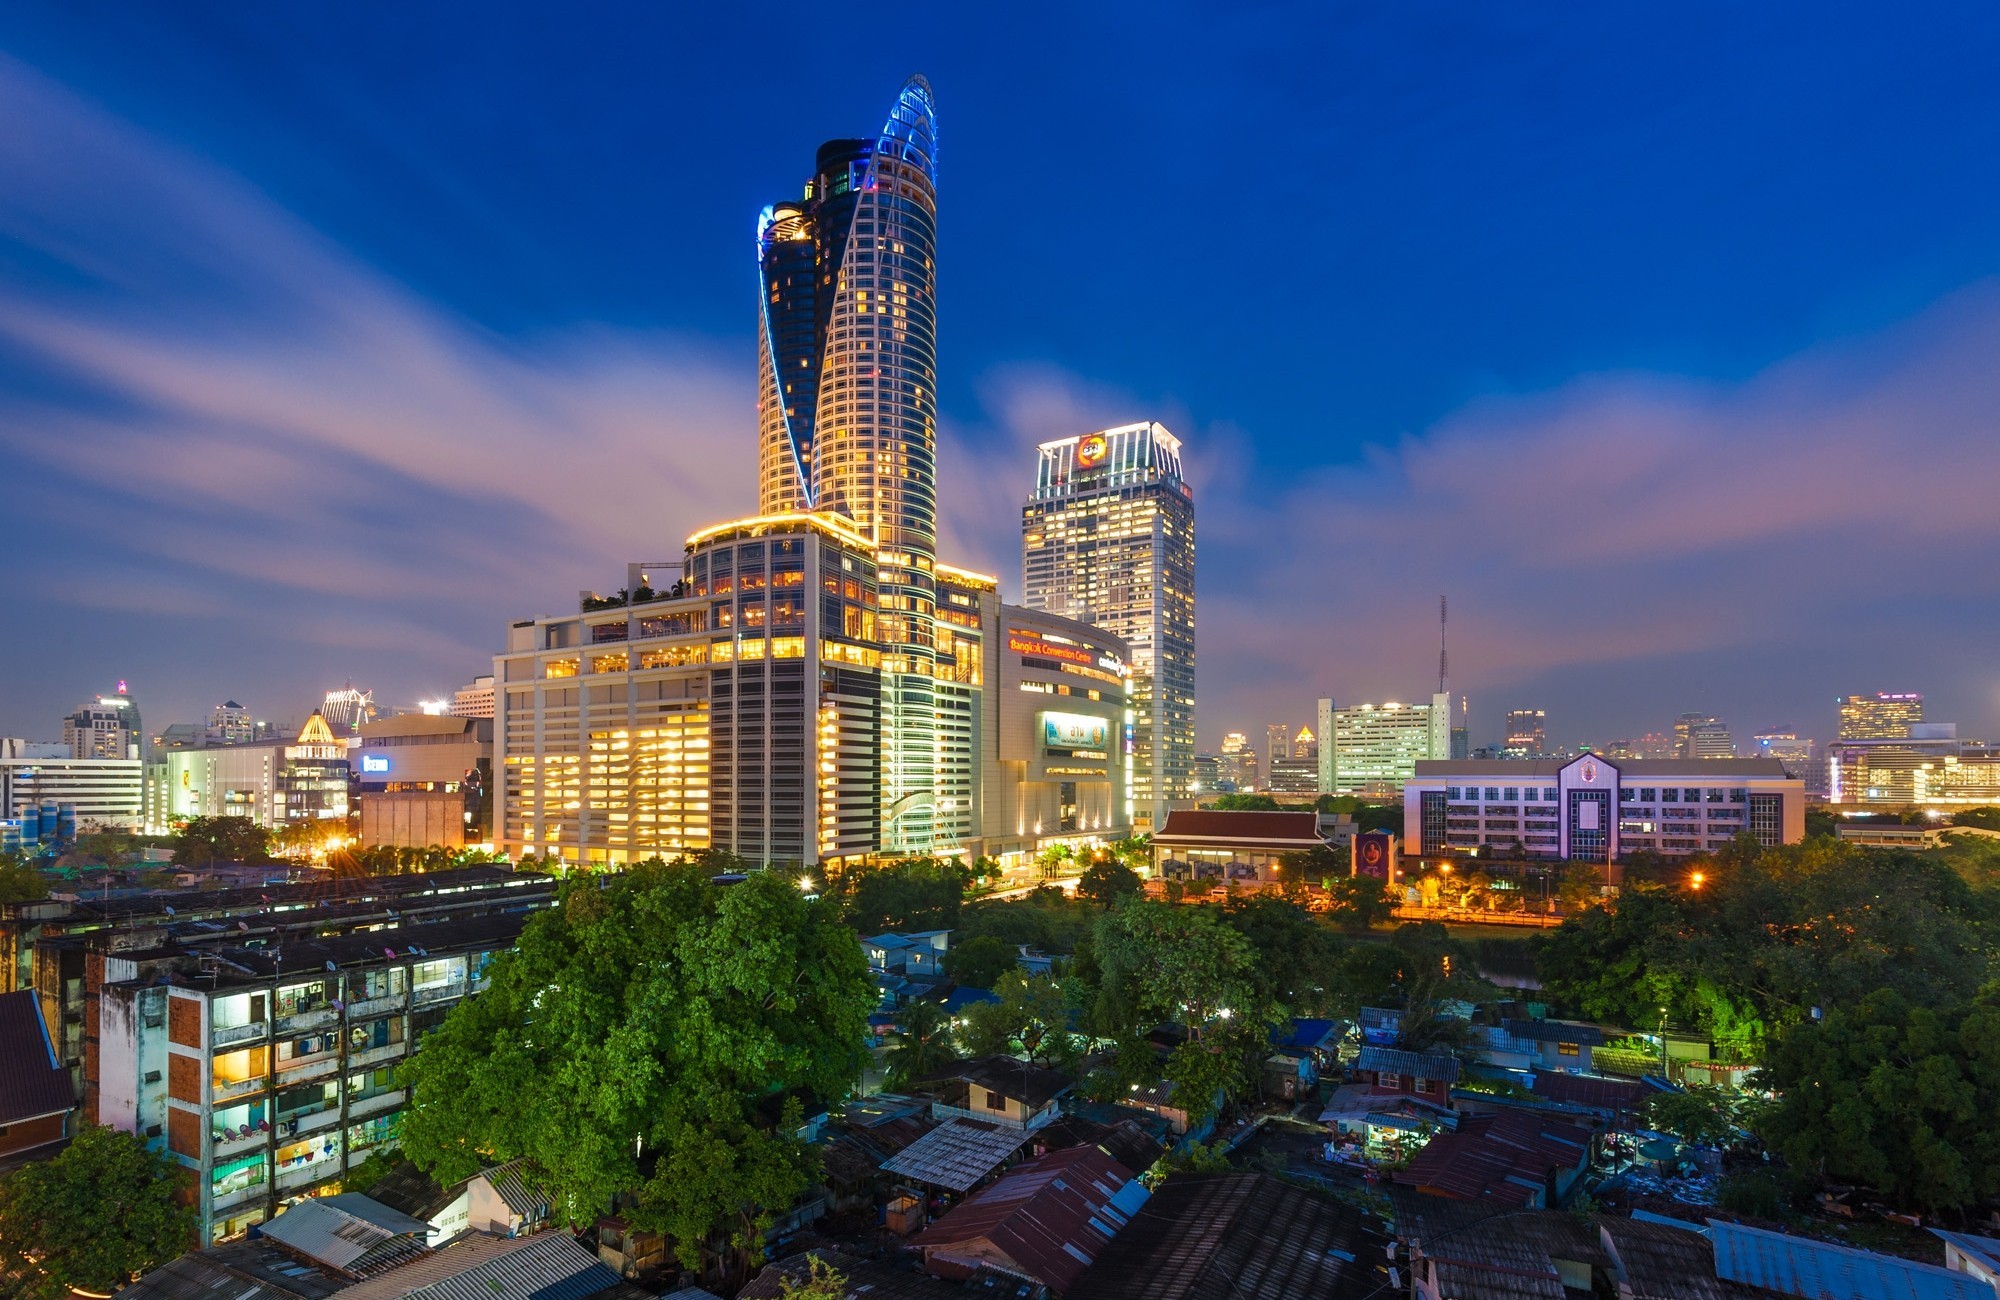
[913,1145,1146,1293]
[1503,1019,1605,1047]
[1357,1045,1464,1082]
[0,989,73,1126]
[1154,810,1326,846]
[880,1118,1030,1192]
[1067,1173,1380,1300]
[1707,1220,1992,1300]
[1600,1216,1735,1300]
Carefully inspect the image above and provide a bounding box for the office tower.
[1216,731,1258,791]
[1838,692,1923,740]
[65,687,141,761]
[1266,724,1292,769]
[1751,728,1817,781]
[449,675,497,719]
[1503,709,1548,760]
[1267,726,1321,793]
[756,77,941,853]
[1294,725,1318,760]
[1317,694,1451,797]
[1022,422,1195,831]
[1674,713,1735,760]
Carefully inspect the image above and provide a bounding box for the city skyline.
[6,9,2000,749]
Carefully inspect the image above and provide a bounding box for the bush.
[1716,1166,1797,1220]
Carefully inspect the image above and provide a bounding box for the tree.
[0,1124,197,1298]
[1638,1085,1738,1149]
[61,829,137,868]
[1076,859,1143,908]
[839,857,969,933]
[945,935,1018,989]
[1094,899,1258,1039]
[1107,836,1152,871]
[884,998,956,1091]
[1036,844,1076,878]
[1219,893,1334,1013]
[397,861,874,1269]
[775,1254,850,1299]
[170,815,271,867]
[0,850,46,904]
[1557,862,1604,912]
[1207,793,1281,811]
[1326,874,1396,932]
[957,970,1077,1070]
[1752,987,2000,1215]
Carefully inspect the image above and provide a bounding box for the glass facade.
[756,75,943,853]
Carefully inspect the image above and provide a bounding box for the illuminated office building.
[757,75,943,854]
[153,714,349,831]
[65,684,141,760]
[1502,709,1547,760]
[1674,713,1736,759]
[1839,691,1923,740]
[1022,423,1195,831]
[1318,695,1451,798]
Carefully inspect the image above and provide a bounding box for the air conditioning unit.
[144,1070,162,1084]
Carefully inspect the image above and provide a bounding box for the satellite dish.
[324,961,336,973]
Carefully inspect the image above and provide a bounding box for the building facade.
[1674,714,1736,759]
[756,76,944,855]
[66,688,142,761]
[0,756,144,835]
[355,715,493,849]
[1826,725,1968,805]
[1839,691,1923,740]
[1318,695,1451,798]
[1502,710,1547,760]
[1402,755,1806,862]
[152,713,350,831]
[1021,422,1195,832]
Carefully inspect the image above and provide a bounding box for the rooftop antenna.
[1438,595,1449,695]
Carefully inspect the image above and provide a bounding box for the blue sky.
[4,3,2000,751]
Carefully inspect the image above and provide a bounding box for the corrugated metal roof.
[480,1159,550,1220]
[115,1241,347,1300]
[0,989,74,1126]
[1931,1229,2000,1274]
[256,1195,431,1274]
[913,1145,1145,1293]
[1357,1045,1464,1082]
[881,1118,1029,1192]
[1707,1220,1992,1300]
[1502,1019,1605,1047]
[337,1232,619,1300]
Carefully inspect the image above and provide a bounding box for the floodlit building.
[1022,422,1195,832]
[322,685,376,736]
[1674,713,1736,759]
[448,675,496,719]
[1402,754,1806,862]
[152,713,350,831]
[1827,724,1967,805]
[1318,695,1451,798]
[0,754,144,833]
[1839,691,1923,740]
[1216,732,1258,792]
[65,685,141,760]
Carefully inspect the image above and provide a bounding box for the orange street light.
[1689,871,1706,890]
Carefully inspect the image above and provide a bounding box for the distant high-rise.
[323,684,376,736]
[1266,723,1292,768]
[1752,727,1819,785]
[1839,692,1923,741]
[1674,713,1735,760]
[757,75,942,852]
[1503,709,1547,760]
[1317,695,1451,798]
[1022,422,1194,831]
[64,685,140,761]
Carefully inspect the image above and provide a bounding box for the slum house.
[911,1145,1148,1292]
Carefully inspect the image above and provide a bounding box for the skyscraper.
[1022,423,1195,830]
[1838,692,1923,740]
[1317,695,1451,797]
[1266,723,1292,769]
[1674,713,1735,759]
[64,684,140,760]
[757,75,943,852]
[1503,709,1547,759]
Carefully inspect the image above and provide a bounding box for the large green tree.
[0,850,46,904]
[957,970,1077,1070]
[884,998,956,1092]
[944,935,1018,989]
[839,857,969,933]
[1753,987,2000,1215]
[169,815,271,866]
[397,861,874,1268]
[0,1125,197,1298]
[1094,899,1258,1039]
[1075,859,1143,908]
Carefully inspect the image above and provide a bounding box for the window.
[1485,788,1501,801]
[1558,1042,1579,1057]
[1379,1073,1401,1089]
[982,1089,1004,1111]
[1414,1076,1431,1092]
[1503,787,1519,801]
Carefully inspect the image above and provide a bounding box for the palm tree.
[884,998,954,1091]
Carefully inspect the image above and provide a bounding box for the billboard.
[1040,712,1110,753]
[1353,831,1397,881]
[1008,629,1098,667]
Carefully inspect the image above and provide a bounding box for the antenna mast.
[1438,595,1448,695]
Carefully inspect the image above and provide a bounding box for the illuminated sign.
[361,755,389,774]
[1007,630,1095,666]
[1041,712,1110,752]
[1075,432,1109,468]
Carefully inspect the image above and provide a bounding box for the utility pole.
[1438,595,1448,696]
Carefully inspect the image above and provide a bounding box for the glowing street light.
[1689,871,1706,891]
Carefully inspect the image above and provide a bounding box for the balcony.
[208,1180,268,1214]
[212,1075,270,1105]
[347,1089,405,1120]
[210,1127,269,1160]
[275,1006,339,1036]
[348,1040,407,1071]
[212,1022,267,1049]
[275,1055,340,1085]
[276,1156,342,1192]
[279,1105,342,1138]
[411,980,467,1007]
[348,993,407,1019]
[928,1101,1056,1132]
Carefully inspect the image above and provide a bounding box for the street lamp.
[1688,871,1705,891]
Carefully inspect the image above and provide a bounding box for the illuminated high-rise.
[1022,423,1195,830]
[1838,692,1922,740]
[757,75,943,852]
